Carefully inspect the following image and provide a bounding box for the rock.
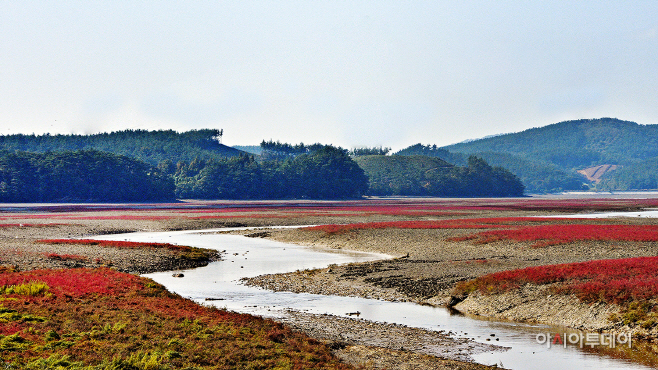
[447,294,466,307]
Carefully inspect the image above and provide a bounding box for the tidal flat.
[2,198,658,369]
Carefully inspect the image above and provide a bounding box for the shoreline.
[242,223,658,343]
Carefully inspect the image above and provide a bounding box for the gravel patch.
[279,311,505,369]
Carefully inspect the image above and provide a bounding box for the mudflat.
[0,201,505,369]
[3,198,658,368]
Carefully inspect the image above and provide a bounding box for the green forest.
[0,129,241,166]
[392,118,658,193]
[597,157,658,191]
[0,129,527,202]
[174,146,369,200]
[0,150,174,202]
[395,144,586,193]
[355,155,524,197]
[0,145,369,202]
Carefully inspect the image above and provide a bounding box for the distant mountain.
[396,118,658,193]
[439,118,658,193]
[442,118,658,169]
[0,129,244,167]
[394,144,585,193]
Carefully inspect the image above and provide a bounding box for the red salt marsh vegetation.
[454,256,658,304]
[453,256,658,330]
[5,197,658,226]
[304,217,576,235]
[452,223,658,247]
[0,268,352,369]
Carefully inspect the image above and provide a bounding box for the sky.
[1,2,657,151]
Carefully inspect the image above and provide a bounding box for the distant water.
[546,210,658,218]
[533,191,658,199]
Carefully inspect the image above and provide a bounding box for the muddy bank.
[279,311,503,370]
[247,226,658,307]
[452,284,621,332]
[0,217,223,274]
[451,285,658,344]
[335,345,498,370]
[0,239,220,274]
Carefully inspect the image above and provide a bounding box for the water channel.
[93,222,656,370]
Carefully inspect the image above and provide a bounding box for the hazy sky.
[2,2,657,150]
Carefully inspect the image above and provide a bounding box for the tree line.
[396,143,586,193]
[0,129,240,166]
[0,150,174,202]
[175,146,369,199]
[0,133,527,202]
[355,155,525,197]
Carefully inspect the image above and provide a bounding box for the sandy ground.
[278,311,505,370]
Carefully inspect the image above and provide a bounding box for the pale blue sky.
[2,1,657,150]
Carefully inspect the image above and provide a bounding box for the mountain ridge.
[398,118,658,193]
[441,118,658,169]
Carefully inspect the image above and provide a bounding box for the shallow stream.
[93,225,656,370]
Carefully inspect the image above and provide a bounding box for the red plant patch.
[452,224,658,247]
[61,215,175,220]
[504,198,658,212]
[305,217,563,234]
[0,322,24,336]
[456,257,658,305]
[190,214,291,219]
[0,267,143,298]
[0,268,352,369]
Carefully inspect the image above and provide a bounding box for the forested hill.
[441,118,658,168]
[355,155,524,197]
[0,150,174,202]
[395,118,658,194]
[0,129,242,166]
[395,145,585,194]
